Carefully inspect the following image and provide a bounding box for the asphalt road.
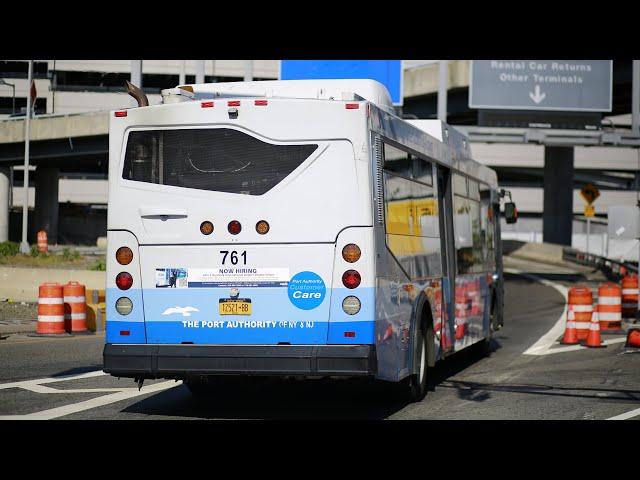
[1,271,638,420]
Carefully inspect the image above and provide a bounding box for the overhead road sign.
[469,60,612,112]
[280,60,403,106]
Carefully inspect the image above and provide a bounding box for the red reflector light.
[228,220,242,235]
[344,331,356,338]
[120,330,130,336]
[114,111,127,117]
[201,101,214,108]
[116,272,133,290]
[228,100,240,106]
[255,100,268,106]
[345,103,359,110]
[342,270,361,289]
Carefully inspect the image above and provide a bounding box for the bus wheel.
[403,324,428,402]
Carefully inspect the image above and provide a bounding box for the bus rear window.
[122,128,318,195]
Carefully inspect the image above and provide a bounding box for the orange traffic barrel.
[37,230,48,253]
[597,282,622,332]
[568,286,593,341]
[621,274,638,319]
[36,282,65,335]
[63,281,88,333]
[625,328,640,348]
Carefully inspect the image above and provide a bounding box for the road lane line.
[504,268,569,356]
[0,380,181,420]
[0,369,106,390]
[539,337,628,355]
[606,406,640,420]
[21,384,134,394]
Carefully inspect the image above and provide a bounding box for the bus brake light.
[116,272,133,290]
[342,270,361,289]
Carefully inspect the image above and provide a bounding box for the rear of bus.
[103,93,378,381]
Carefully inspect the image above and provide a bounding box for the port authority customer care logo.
[287,271,326,310]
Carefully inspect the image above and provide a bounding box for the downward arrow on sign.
[529,85,546,104]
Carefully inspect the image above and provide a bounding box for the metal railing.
[563,247,638,281]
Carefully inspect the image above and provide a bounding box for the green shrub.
[0,241,19,257]
[90,259,106,271]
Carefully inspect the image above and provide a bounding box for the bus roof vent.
[180,79,395,113]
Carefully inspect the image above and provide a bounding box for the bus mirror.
[505,202,518,224]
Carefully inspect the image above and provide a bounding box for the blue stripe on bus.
[105,286,375,345]
[106,320,146,343]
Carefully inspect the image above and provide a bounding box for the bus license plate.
[219,299,252,315]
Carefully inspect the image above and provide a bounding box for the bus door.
[436,166,456,355]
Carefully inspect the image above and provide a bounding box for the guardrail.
[563,247,638,281]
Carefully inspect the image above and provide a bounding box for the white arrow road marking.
[0,369,181,420]
[529,85,546,104]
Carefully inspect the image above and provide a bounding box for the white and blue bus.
[103,79,517,401]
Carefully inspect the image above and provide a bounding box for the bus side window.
[383,143,411,177]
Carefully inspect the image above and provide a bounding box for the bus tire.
[403,322,428,403]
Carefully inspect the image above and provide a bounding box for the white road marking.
[607,406,640,420]
[0,369,107,390]
[0,369,182,419]
[505,268,628,356]
[504,268,569,356]
[539,337,627,355]
[0,380,180,420]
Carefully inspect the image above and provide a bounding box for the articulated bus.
[103,79,517,401]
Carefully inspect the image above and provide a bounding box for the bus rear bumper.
[103,343,375,379]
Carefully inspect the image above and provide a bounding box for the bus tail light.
[228,220,242,235]
[256,220,269,234]
[116,246,133,265]
[342,244,361,263]
[342,296,361,315]
[116,272,133,290]
[114,111,127,117]
[115,297,133,315]
[342,270,361,289]
[200,221,214,235]
[255,100,268,106]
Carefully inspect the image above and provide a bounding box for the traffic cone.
[625,328,640,348]
[560,306,579,345]
[584,310,606,348]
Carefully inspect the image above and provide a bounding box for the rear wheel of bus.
[403,322,429,402]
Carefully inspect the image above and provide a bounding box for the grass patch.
[0,246,105,270]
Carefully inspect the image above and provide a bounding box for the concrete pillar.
[34,167,59,245]
[0,167,10,242]
[543,146,574,246]
[131,60,143,108]
[196,60,205,84]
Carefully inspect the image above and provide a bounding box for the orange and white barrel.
[568,286,593,341]
[37,282,64,334]
[621,275,638,318]
[597,282,622,331]
[37,230,48,253]
[63,281,87,333]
